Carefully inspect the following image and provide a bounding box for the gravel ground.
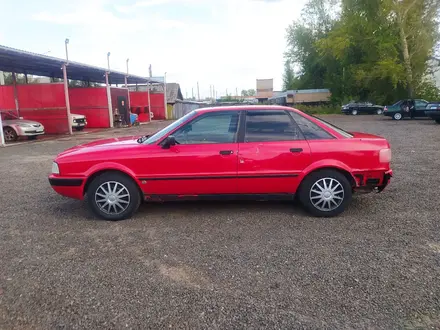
[1,115,440,329]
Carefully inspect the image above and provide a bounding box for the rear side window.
[289,112,335,140]
[244,110,304,142]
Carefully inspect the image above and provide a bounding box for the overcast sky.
[0,0,307,98]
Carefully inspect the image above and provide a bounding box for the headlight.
[51,162,60,174]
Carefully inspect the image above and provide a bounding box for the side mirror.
[162,135,177,149]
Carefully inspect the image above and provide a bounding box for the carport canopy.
[0,44,161,85]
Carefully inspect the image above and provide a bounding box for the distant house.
[268,89,331,106]
[165,83,184,105]
[256,78,274,102]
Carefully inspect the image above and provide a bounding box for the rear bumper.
[425,110,440,119]
[354,169,393,193]
[49,176,85,200]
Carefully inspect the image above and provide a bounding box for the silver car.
[2,118,45,142]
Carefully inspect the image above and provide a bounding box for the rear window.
[310,115,354,138]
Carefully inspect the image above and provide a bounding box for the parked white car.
[71,113,87,131]
[2,118,45,142]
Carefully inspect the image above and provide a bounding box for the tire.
[86,172,141,221]
[28,136,37,140]
[376,108,383,115]
[351,109,358,115]
[3,127,18,142]
[75,127,85,131]
[435,119,440,124]
[298,169,352,217]
[393,112,403,120]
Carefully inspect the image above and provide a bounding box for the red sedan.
[49,106,393,221]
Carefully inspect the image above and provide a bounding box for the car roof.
[195,105,299,113]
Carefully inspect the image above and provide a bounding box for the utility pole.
[236,87,238,97]
[192,87,194,99]
[197,82,200,101]
[65,38,69,63]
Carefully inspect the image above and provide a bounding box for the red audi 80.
[49,106,393,221]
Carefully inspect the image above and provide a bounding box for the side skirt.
[144,193,295,202]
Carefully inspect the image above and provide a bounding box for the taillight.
[384,106,388,112]
[379,148,392,163]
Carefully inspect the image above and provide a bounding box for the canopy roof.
[0,45,161,85]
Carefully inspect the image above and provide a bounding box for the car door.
[414,99,428,117]
[139,111,240,196]
[237,110,312,195]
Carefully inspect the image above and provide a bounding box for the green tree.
[247,89,256,96]
[314,0,440,103]
[282,60,299,90]
[241,89,249,97]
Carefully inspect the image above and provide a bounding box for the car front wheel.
[435,119,440,124]
[3,127,18,142]
[87,172,141,221]
[299,170,352,217]
[393,112,403,120]
[351,109,358,115]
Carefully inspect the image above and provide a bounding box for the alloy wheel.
[3,128,16,142]
[95,181,131,215]
[309,178,344,212]
[376,109,383,115]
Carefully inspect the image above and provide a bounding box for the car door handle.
[290,148,303,153]
[219,150,234,155]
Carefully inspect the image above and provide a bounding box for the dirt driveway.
[1,116,439,329]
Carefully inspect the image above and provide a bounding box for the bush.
[291,104,341,115]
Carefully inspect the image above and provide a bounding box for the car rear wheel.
[376,108,383,115]
[393,112,403,120]
[299,170,352,217]
[435,119,440,124]
[351,109,358,115]
[3,127,18,142]
[75,127,85,131]
[87,172,141,221]
[28,136,37,140]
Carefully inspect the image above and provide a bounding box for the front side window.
[289,111,338,140]
[144,110,197,144]
[244,110,303,142]
[173,111,239,144]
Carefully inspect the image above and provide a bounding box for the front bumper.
[49,175,85,200]
[18,128,45,136]
[72,121,87,127]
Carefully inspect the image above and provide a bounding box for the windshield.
[142,110,198,144]
[311,115,354,138]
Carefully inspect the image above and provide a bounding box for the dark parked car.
[383,99,429,120]
[425,101,440,124]
[341,102,384,115]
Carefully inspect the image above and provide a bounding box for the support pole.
[105,72,114,128]
[62,64,73,135]
[0,114,5,146]
[147,82,152,121]
[163,73,168,120]
[12,72,20,117]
